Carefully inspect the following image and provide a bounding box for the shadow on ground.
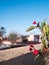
[0,53,45,65]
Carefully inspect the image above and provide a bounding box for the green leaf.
[34,55,39,61]
[26,26,36,32]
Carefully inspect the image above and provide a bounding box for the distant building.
[0,28,42,45]
[27,28,42,42]
[16,35,29,43]
[2,41,12,45]
[16,28,42,43]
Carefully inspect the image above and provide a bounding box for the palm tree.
[0,27,6,44]
[0,27,6,37]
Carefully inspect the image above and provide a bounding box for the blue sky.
[0,0,49,35]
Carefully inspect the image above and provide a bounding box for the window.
[34,35,39,42]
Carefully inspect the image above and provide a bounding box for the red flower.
[33,21,37,24]
[29,44,34,51]
[30,44,34,47]
[29,47,33,51]
[33,49,39,55]
[43,48,48,54]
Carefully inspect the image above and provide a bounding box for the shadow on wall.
[0,53,45,65]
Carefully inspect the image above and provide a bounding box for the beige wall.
[2,41,12,45]
[27,35,42,42]
[16,38,22,43]
[27,35,34,41]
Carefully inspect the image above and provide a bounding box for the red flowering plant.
[26,20,49,64]
[29,42,48,61]
[29,44,39,55]
[33,21,37,24]
[29,44,40,61]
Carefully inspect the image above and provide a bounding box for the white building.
[27,28,42,42]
